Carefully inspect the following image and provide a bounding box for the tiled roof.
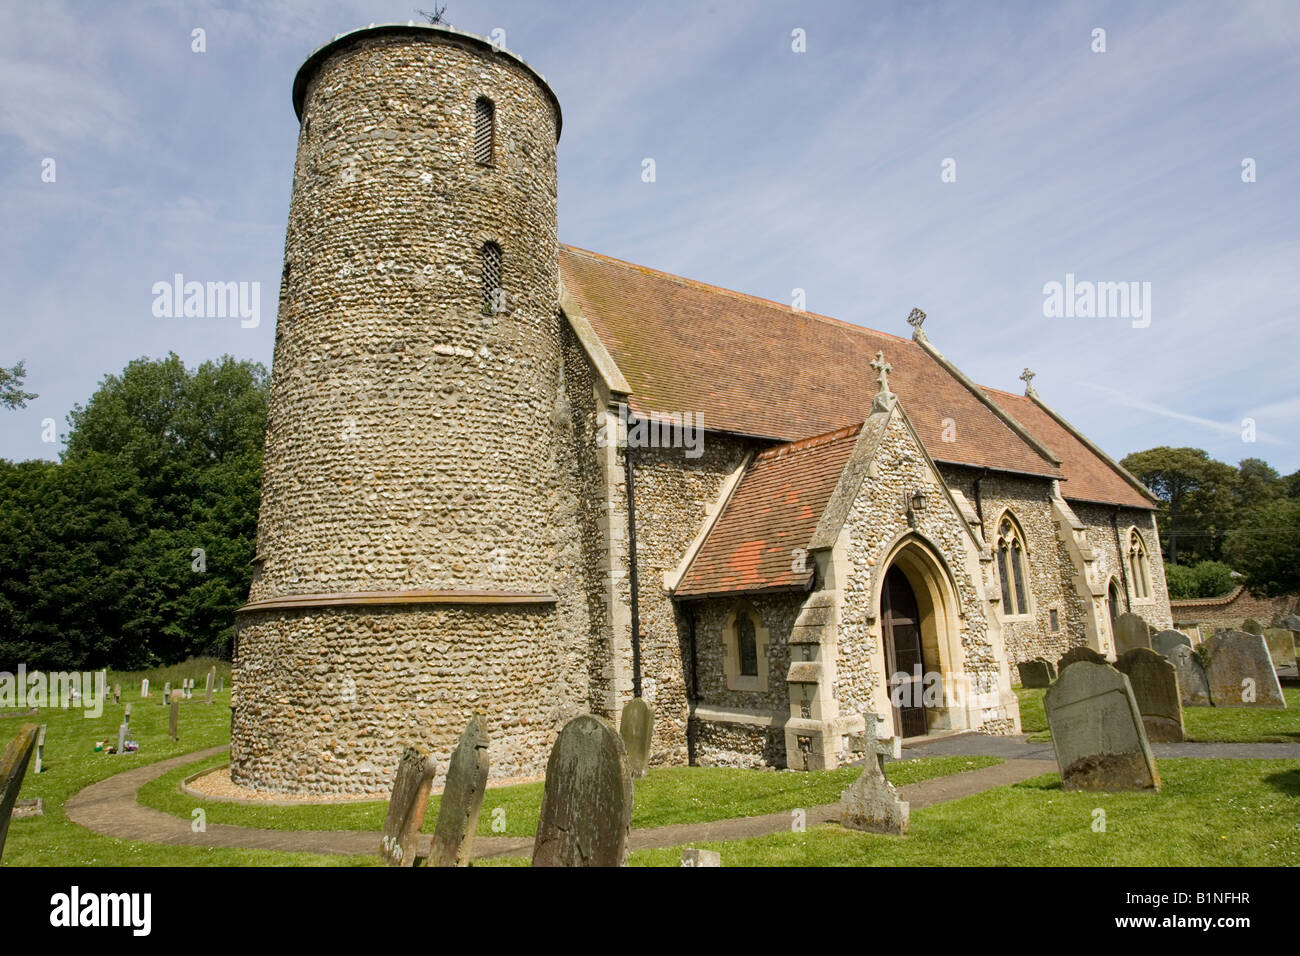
[675,424,861,598]
[982,388,1156,509]
[559,245,1059,479]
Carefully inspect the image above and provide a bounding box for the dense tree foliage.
[0,354,267,671]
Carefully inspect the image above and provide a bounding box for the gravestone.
[1277,614,1300,632]
[1241,618,1264,636]
[1044,661,1159,791]
[1058,645,1107,673]
[112,684,121,705]
[681,848,721,867]
[140,678,149,698]
[1169,645,1212,707]
[185,678,194,700]
[380,746,438,866]
[1152,629,1192,658]
[1113,612,1153,655]
[1115,648,1185,742]
[204,671,214,706]
[123,703,132,727]
[839,712,909,834]
[116,723,128,755]
[1261,628,1297,670]
[161,681,171,705]
[1203,631,1286,708]
[1017,658,1054,689]
[217,676,224,693]
[532,715,634,867]
[427,716,490,868]
[619,697,654,779]
[34,725,46,774]
[0,723,40,861]
[168,690,181,740]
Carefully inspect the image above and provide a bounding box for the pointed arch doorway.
[882,565,929,737]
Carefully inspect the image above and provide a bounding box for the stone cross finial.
[1020,367,1038,397]
[906,307,926,331]
[861,711,901,774]
[870,351,895,413]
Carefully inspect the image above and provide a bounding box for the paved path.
[64,748,1047,860]
[901,731,1300,762]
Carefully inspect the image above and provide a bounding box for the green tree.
[1233,458,1283,514]
[1223,498,1300,596]
[1,360,37,409]
[1163,560,1238,599]
[1120,447,1236,564]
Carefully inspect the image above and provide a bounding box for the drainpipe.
[1112,507,1132,613]
[972,468,989,536]
[624,417,643,699]
[685,605,699,765]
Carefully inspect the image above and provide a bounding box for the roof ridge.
[559,243,915,346]
[756,422,863,461]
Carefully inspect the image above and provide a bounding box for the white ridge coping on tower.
[292,22,562,138]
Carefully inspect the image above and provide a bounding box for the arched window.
[1108,577,1122,623]
[722,603,769,691]
[1128,530,1152,599]
[474,96,495,166]
[481,241,502,314]
[737,614,758,677]
[995,514,1031,616]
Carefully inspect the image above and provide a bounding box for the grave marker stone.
[1261,628,1297,670]
[839,712,909,834]
[681,848,721,867]
[0,723,40,861]
[1169,645,1212,707]
[162,681,171,705]
[140,678,149,699]
[116,723,128,755]
[168,690,181,740]
[123,703,132,727]
[34,725,46,774]
[1203,631,1285,708]
[620,697,654,779]
[1017,658,1054,688]
[204,673,214,706]
[1152,629,1192,659]
[217,676,224,693]
[1044,661,1159,791]
[1115,648,1185,742]
[112,684,121,705]
[427,716,490,867]
[380,746,437,866]
[1058,645,1107,673]
[1113,612,1153,655]
[533,715,633,867]
[1241,618,1264,636]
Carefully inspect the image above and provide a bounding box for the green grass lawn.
[616,759,1300,866]
[1014,685,1300,743]
[138,751,1001,837]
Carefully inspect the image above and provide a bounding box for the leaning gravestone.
[427,716,490,868]
[1113,612,1153,655]
[168,690,181,740]
[1261,628,1297,671]
[839,712,909,834]
[1058,645,1107,673]
[1169,645,1212,707]
[1152,629,1192,659]
[532,715,633,867]
[1044,661,1159,791]
[1115,648,1185,742]
[1017,658,1054,689]
[380,747,438,867]
[619,697,654,779]
[0,723,41,861]
[1203,631,1286,709]
[1241,618,1264,636]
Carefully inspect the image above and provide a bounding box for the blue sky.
[2,0,1298,472]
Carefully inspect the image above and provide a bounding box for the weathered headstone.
[1113,612,1153,655]
[1169,645,1212,707]
[619,697,654,779]
[1203,631,1286,708]
[1115,648,1185,742]
[1152,629,1192,658]
[1261,628,1297,670]
[34,724,46,774]
[184,678,193,700]
[1044,661,1159,791]
[217,676,224,693]
[839,712,909,834]
[168,690,181,740]
[681,848,721,867]
[0,723,40,861]
[161,681,171,705]
[140,678,149,698]
[532,715,634,867]
[1277,614,1300,632]
[1058,645,1107,673]
[427,716,490,868]
[1241,618,1264,635]
[123,703,132,727]
[380,746,438,866]
[204,673,214,706]
[116,723,128,755]
[112,683,121,705]
[1017,658,1054,688]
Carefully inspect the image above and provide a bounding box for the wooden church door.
[882,565,928,738]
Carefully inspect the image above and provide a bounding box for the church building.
[230,23,1172,793]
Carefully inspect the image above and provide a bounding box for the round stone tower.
[232,24,588,793]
